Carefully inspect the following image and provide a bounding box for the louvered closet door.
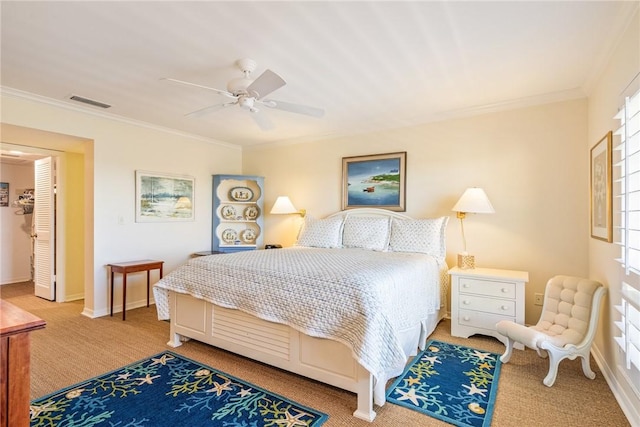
[33,157,56,301]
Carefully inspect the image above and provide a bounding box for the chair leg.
[543,353,560,387]
[541,345,568,387]
[500,337,515,363]
[540,343,596,386]
[580,353,596,380]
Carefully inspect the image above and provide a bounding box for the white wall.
[1,92,243,317]
[0,162,34,284]
[587,6,640,424]
[245,98,589,326]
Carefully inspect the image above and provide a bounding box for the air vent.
[69,95,111,109]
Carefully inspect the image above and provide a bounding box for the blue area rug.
[30,351,328,426]
[386,340,501,427]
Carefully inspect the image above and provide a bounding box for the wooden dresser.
[0,300,46,427]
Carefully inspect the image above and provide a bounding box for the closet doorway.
[0,123,88,302]
[0,148,59,300]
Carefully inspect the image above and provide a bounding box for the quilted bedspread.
[153,247,445,393]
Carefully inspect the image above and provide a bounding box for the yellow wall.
[64,152,85,299]
[245,98,589,326]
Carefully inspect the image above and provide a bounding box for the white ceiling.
[0,1,635,147]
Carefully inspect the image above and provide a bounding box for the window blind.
[615,88,640,273]
[613,85,640,398]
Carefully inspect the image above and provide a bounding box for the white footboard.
[167,290,377,421]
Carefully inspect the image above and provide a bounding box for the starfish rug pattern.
[30,351,327,426]
[386,340,501,427]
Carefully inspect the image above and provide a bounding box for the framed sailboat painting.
[341,152,406,211]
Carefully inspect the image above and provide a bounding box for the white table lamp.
[452,187,495,269]
[270,196,306,217]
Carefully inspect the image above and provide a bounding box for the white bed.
[153,208,449,421]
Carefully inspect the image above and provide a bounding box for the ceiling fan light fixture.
[227,76,253,95]
[238,96,255,111]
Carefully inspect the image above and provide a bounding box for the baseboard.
[591,343,640,426]
[63,292,84,302]
[0,276,31,285]
[81,307,101,318]
[82,298,155,319]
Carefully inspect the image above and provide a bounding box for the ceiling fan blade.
[264,99,325,118]
[246,69,286,99]
[250,111,274,131]
[161,77,236,99]
[185,101,236,118]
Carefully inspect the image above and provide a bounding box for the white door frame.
[53,154,66,302]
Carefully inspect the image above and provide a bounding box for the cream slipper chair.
[496,275,606,387]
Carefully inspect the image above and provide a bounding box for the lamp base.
[457,254,475,270]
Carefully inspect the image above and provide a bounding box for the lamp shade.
[452,188,495,214]
[270,196,298,214]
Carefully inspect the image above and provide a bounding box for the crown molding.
[0,86,240,151]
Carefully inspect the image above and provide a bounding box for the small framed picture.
[590,131,612,242]
[342,152,406,211]
[135,171,194,222]
[0,182,8,207]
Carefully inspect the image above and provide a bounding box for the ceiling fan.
[163,58,325,130]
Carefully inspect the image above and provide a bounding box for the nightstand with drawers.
[449,267,529,349]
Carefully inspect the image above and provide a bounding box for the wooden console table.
[108,259,164,320]
[0,300,46,427]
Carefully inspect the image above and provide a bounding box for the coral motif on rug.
[386,340,501,427]
[30,351,327,426]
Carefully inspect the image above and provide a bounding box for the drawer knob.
[463,284,470,288]
[463,300,470,305]
[501,305,509,310]
[463,316,470,321]
[501,288,509,293]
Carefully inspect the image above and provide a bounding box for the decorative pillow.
[389,216,449,259]
[342,216,391,251]
[295,216,344,248]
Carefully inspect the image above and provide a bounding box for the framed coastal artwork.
[590,131,612,242]
[0,182,8,207]
[135,171,194,222]
[342,152,406,211]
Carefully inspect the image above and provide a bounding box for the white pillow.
[389,216,449,259]
[295,216,344,248]
[342,216,390,251]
